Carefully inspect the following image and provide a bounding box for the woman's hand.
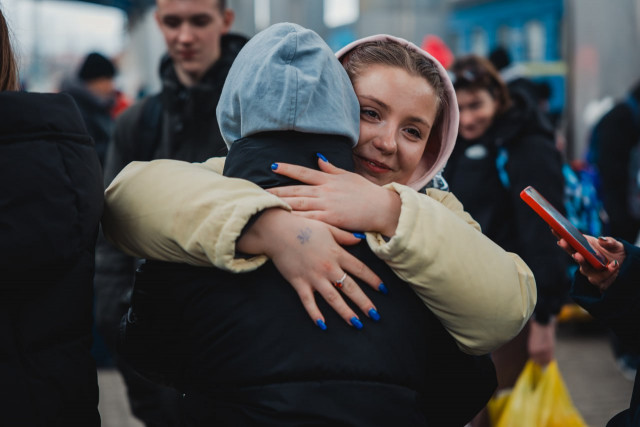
[237,208,387,329]
[555,232,625,292]
[267,156,401,237]
[528,318,556,366]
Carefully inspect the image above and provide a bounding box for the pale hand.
[528,318,556,366]
[267,158,401,237]
[555,232,625,292]
[237,208,386,328]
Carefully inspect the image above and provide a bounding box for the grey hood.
[216,23,359,147]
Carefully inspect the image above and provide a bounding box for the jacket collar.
[159,33,248,118]
[223,131,353,189]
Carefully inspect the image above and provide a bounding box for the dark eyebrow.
[359,94,432,128]
[190,13,213,21]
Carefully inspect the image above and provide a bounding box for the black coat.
[122,244,496,427]
[0,92,103,426]
[571,241,640,427]
[443,91,569,323]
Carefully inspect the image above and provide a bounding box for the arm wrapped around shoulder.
[103,158,290,272]
[366,184,537,355]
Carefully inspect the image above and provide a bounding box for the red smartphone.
[520,186,607,269]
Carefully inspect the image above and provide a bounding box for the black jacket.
[0,92,103,426]
[120,132,497,427]
[443,90,569,323]
[590,84,640,242]
[123,251,496,427]
[95,33,248,351]
[571,241,640,427]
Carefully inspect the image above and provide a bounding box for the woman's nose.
[372,128,397,154]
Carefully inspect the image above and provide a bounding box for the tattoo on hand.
[297,227,311,244]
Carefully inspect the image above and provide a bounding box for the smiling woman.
[341,43,441,186]
[350,68,434,185]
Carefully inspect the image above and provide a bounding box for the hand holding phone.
[520,186,607,269]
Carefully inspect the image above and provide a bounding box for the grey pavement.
[555,321,634,427]
[97,320,634,427]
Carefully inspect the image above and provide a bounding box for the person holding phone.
[557,235,638,427]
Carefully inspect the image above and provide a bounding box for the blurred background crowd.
[3,0,640,163]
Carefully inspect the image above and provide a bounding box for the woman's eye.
[361,109,379,119]
[406,128,422,138]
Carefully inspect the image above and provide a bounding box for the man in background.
[61,51,117,166]
[94,1,247,425]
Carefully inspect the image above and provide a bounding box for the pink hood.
[336,35,459,191]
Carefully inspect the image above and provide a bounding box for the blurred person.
[443,54,569,426]
[489,46,561,129]
[119,23,502,426]
[60,51,117,166]
[589,80,640,244]
[556,235,639,427]
[588,79,640,380]
[0,8,102,426]
[93,0,247,425]
[488,46,538,103]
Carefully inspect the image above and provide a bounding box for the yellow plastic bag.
[487,360,588,427]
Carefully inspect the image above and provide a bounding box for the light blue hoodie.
[216,23,360,148]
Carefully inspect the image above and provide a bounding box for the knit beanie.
[78,52,116,81]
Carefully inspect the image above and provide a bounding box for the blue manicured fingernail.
[368,308,381,322]
[316,319,327,330]
[350,316,363,330]
[353,232,366,239]
[271,163,278,170]
[316,152,328,162]
[378,283,388,295]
